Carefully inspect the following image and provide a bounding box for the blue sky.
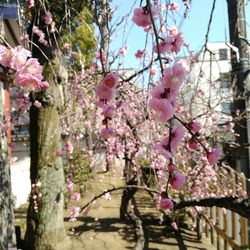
[110,0,250,68]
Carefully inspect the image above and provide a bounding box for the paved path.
[64,172,216,250]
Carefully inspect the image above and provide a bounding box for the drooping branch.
[174,196,250,219]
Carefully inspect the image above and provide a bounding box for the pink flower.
[15,58,43,80]
[69,206,80,222]
[71,192,81,201]
[56,149,63,157]
[15,75,44,92]
[100,128,117,139]
[188,121,201,133]
[161,60,188,89]
[10,46,31,70]
[168,3,179,11]
[155,137,173,159]
[65,140,74,154]
[170,171,186,189]
[66,180,74,193]
[170,126,185,149]
[50,21,56,33]
[44,11,53,25]
[132,7,151,28]
[150,66,157,75]
[187,138,199,150]
[102,72,118,88]
[96,83,115,102]
[28,0,34,8]
[135,49,145,59]
[63,43,70,50]
[101,104,116,119]
[153,36,174,54]
[34,100,42,108]
[149,98,175,121]
[0,45,13,67]
[207,148,221,165]
[159,193,174,210]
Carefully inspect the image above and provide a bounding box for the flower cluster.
[149,60,189,122]
[0,45,48,93]
[96,72,118,139]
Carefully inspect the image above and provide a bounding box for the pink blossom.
[170,126,185,149]
[10,46,31,70]
[207,148,221,165]
[132,7,151,28]
[161,60,188,89]
[100,128,117,139]
[34,100,42,108]
[50,21,56,33]
[188,138,199,150]
[0,45,13,67]
[56,149,63,157]
[167,162,176,171]
[153,36,174,54]
[135,49,145,59]
[102,72,118,88]
[44,11,53,25]
[159,193,174,210]
[65,140,74,154]
[15,75,45,92]
[66,180,74,193]
[101,104,116,119]
[71,192,81,201]
[155,140,172,159]
[119,46,129,56]
[169,26,179,36]
[69,206,80,222]
[63,43,70,50]
[168,3,179,11]
[149,98,175,121]
[96,83,115,102]
[170,171,186,189]
[15,58,43,80]
[188,121,201,133]
[150,66,157,75]
[20,34,29,45]
[28,0,34,8]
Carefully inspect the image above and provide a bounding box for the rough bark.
[24,61,69,250]
[0,84,16,250]
[175,196,250,219]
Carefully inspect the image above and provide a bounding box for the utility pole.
[227,0,250,193]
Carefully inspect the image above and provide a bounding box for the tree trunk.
[24,61,69,250]
[0,83,16,250]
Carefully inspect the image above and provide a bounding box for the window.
[221,102,231,115]
[219,48,228,60]
[220,73,230,89]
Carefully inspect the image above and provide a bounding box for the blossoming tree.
[0,0,249,250]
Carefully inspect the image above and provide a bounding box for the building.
[0,0,30,208]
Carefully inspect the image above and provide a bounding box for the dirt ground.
[15,171,216,250]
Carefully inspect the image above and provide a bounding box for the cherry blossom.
[207,148,221,165]
[170,171,186,189]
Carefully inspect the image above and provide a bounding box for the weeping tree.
[24,1,96,249]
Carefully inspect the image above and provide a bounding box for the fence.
[202,171,249,250]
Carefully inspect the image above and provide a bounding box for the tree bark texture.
[24,61,68,250]
[0,84,16,250]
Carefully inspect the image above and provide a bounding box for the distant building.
[0,0,30,208]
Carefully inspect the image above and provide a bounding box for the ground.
[15,170,216,250]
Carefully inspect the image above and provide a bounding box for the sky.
[110,0,250,68]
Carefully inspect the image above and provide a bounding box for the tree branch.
[175,196,250,219]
